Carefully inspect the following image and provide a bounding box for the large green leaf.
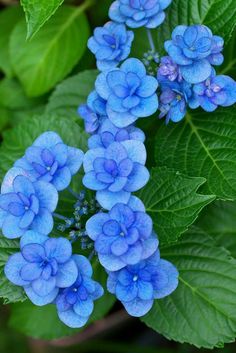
[46,70,98,120]
[220,31,236,79]
[142,229,236,348]
[197,200,236,257]
[137,167,215,245]
[155,107,236,200]
[0,114,88,181]
[20,0,65,39]
[9,264,115,339]
[0,6,23,77]
[0,236,26,304]
[10,5,90,97]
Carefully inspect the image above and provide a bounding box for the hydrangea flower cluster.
[158,25,236,122]
[2,132,104,328]
[79,0,179,317]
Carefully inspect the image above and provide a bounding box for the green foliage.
[0,6,23,77]
[9,264,115,339]
[20,0,65,39]
[46,70,98,120]
[155,107,236,200]
[0,114,88,181]
[137,167,215,245]
[142,229,236,348]
[0,236,26,304]
[10,5,90,97]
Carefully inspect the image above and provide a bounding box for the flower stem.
[53,213,68,221]
[146,29,156,52]
[67,187,80,199]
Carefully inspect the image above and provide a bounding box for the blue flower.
[86,200,158,271]
[15,132,84,192]
[159,80,198,123]
[165,25,224,83]
[56,255,104,328]
[107,250,179,316]
[78,91,107,134]
[88,119,145,149]
[5,231,78,306]
[83,140,149,209]
[95,58,158,128]
[158,56,182,82]
[0,168,58,239]
[88,22,134,71]
[193,71,236,112]
[109,0,172,29]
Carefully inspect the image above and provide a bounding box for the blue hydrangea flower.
[5,231,78,306]
[158,56,182,82]
[95,58,158,128]
[88,119,145,149]
[83,140,149,209]
[56,255,104,328]
[78,91,107,134]
[159,80,198,123]
[109,0,172,29]
[15,132,84,192]
[0,168,58,239]
[164,25,224,83]
[107,250,179,316]
[86,200,158,271]
[193,71,236,112]
[88,22,134,71]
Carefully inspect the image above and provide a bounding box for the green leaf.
[142,229,236,348]
[0,78,43,110]
[137,167,215,245]
[0,6,23,77]
[220,31,236,79]
[0,107,11,132]
[46,70,98,120]
[197,200,236,257]
[9,264,115,339]
[0,236,26,304]
[0,114,88,181]
[155,107,236,200]
[20,0,65,39]
[10,5,90,97]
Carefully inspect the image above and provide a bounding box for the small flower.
[109,0,172,29]
[0,169,58,238]
[88,119,145,149]
[78,91,107,134]
[56,255,104,328]
[5,231,78,306]
[159,80,198,123]
[107,250,179,317]
[15,132,84,191]
[158,56,182,82]
[86,200,158,271]
[164,25,224,83]
[88,22,134,71]
[83,140,149,209]
[95,58,158,128]
[193,71,236,112]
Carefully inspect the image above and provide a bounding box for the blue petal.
[1,168,30,194]
[56,259,78,288]
[180,59,212,84]
[137,76,158,97]
[20,231,48,248]
[31,209,53,235]
[121,140,147,164]
[66,147,84,175]
[13,176,34,198]
[4,253,28,286]
[72,255,93,277]
[2,214,24,239]
[83,148,105,173]
[125,164,149,192]
[107,106,137,128]
[83,171,107,191]
[20,263,42,281]
[138,280,154,300]
[21,243,45,262]
[120,243,142,265]
[33,181,58,212]
[116,282,138,301]
[133,211,153,238]
[96,190,130,210]
[106,272,118,293]
[93,282,104,299]
[32,277,56,296]
[19,210,35,229]
[25,286,58,306]
[109,1,126,23]
[121,58,146,78]
[74,298,94,317]
[166,44,192,65]
[99,253,125,271]
[86,213,109,241]
[95,72,111,100]
[45,238,72,263]
[153,259,179,299]
[53,167,71,191]
[33,132,62,148]
[127,196,145,212]
[58,309,89,328]
[146,12,165,28]
[106,142,127,163]
[142,236,159,259]
[123,298,153,317]
[130,94,158,117]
